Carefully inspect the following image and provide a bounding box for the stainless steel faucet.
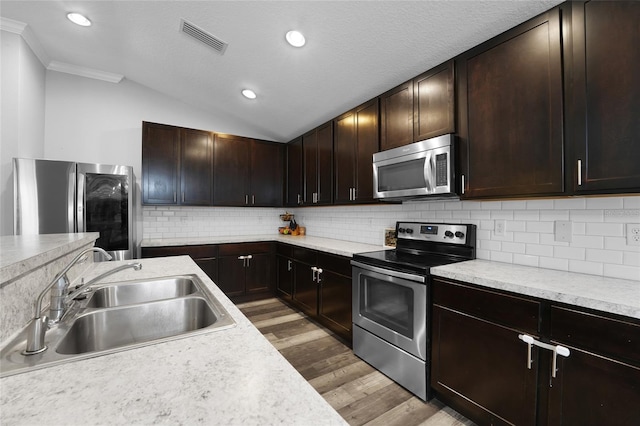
[23,247,112,355]
[65,262,142,302]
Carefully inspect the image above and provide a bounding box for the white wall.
[43,71,249,180]
[0,30,46,236]
[42,70,262,250]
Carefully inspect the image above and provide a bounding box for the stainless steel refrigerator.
[13,158,136,260]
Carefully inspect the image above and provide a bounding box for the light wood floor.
[236,298,475,426]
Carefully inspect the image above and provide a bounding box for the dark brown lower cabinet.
[278,243,352,344]
[431,278,640,426]
[547,306,640,426]
[217,242,275,303]
[432,279,540,426]
[141,244,218,283]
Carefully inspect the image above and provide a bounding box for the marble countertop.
[0,233,99,284]
[0,256,347,426]
[432,259,640,320]
[141,234,385,258]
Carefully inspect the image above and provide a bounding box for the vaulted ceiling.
[1,0,562,142]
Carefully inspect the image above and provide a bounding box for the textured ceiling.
[1,0,563,142]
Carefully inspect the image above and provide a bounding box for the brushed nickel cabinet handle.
[577,160,582,186]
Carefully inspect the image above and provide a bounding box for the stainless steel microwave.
[373,134,457,201]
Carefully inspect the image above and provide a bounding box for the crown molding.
[47,61,124,83]
[1,17,51,66]
[1,17,123,83]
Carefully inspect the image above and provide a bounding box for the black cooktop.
[352,222,477,276]
[352,249,468,276]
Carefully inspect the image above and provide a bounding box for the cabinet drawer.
[293,246,317,265]
[142,245,217,259]
[550,306,640,366]
[276,242,293,257]
[432,278,540,334]
[218,242,273,256]
[317,252,351,277]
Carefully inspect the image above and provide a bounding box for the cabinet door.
[432,305,538,426]
[318,270,352,341]
[546,305,640,425]
[458,9,564,198]
[547,347,640,425]
[413,60,455,141]
[245,252,274,293]
[302,129,318,205]
[285,137,303,207]
[380,80,414,151]
[194,257,218,283]
[354,99,379,202]
[250,140,283,206]
[569,1,640,193]
[431,279,540,426]
[333,110,356,204]
[142,122,179,205]
[213,134,250,206]
[180,128,213,205]
[216,256,246,297]
[316,121,333,205]
[276,255,294,299]
[293,262,318,316]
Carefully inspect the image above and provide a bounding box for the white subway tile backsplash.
[586,249,623,264]
[539,256,569,271]
[554,246,585,261]
[586,222,625,237]
[142,195,639,282]
[587,197,624,210]
[603,264,640,281]
[569,260,603,276]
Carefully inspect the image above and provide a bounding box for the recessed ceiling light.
[242,89,257,100]
[285,30,306,47]
[67,12,92,27]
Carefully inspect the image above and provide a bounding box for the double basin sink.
[0,275,236,377]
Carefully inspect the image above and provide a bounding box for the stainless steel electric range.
[351,222,476,401]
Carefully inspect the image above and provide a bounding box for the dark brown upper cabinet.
[142,122,213,205]
[334,98,379,204]
[213,134,283,207]
[414,60,455,142]
[285,137,303,207]
[302,121,333,205]
[566,1,640,194]
[457,7,565,199]
[380,80,414,151]
[380,60,455,152]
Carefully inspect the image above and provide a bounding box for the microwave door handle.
[424,152,433,193]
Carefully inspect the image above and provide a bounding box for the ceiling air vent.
[180,19,228,55]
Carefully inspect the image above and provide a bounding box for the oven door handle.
[351,261,426,283]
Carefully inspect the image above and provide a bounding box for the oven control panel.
[396,222,472,245]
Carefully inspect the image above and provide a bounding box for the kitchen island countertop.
[0,256,347,426]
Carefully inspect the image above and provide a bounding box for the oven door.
[352,261,427,360]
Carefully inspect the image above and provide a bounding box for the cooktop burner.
[353,222,477,276]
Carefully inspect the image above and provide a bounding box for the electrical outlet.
[555,220,572,243]
[494,220,506,236]
[627,223,640,246]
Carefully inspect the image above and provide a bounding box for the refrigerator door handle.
[68,166,77,233]
[75,167,84,232]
